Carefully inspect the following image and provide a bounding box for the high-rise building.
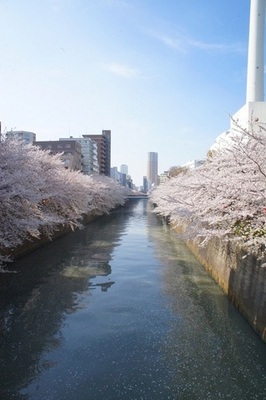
[142,176,148,193]
[83,130,111,176]
[59,136,99,175]
[120,173,127,187]
[120,164,128,175]
[111,166,119,182]
[147,152,158,189]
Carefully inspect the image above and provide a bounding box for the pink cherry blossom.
[151,121,266,253]
[0,138,127,269]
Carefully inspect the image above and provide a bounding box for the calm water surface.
[0,200,265,400]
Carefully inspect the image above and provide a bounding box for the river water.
[0,199,265,400]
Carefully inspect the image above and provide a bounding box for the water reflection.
[148,217,266,399]
[0,201,140,400]
[0,200,265,400]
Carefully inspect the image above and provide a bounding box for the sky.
[0,0,253,186]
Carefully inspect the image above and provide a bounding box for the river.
[0,199,265,400]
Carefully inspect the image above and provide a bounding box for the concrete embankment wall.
[9,204,126,262]
[9,214,100,261]
[180,231,266,343]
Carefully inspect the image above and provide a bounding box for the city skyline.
[0,0,253,186]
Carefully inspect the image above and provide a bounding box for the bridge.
[127,194,148,199]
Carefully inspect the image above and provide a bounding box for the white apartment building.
[5,130,36,144]
[59,136,99,175]
[158,171,169,185]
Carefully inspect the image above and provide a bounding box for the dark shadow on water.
[0,200,142,400]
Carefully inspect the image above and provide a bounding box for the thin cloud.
[157,35,184,51]
[106,62,139,78]
[153,32,245,54]
[188,39,244,53]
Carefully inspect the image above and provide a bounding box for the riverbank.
[5,203,127,265]
[172,223,266,343]
[4,214,100,263]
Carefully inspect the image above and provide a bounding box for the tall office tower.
[120,164,128,175]
[83,130,111,176]
[147,152,158,189]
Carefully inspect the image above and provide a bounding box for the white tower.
[211,0,266,151]
[232,0,266,132]
[246,0,265,102]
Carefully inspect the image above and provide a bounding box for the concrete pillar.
[246,0,266,102]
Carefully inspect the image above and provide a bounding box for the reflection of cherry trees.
[0,139,126,268]
[151,123,266,250]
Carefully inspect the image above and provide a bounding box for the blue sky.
[0,0,252,186]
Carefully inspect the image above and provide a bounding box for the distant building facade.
[147,152,158,189]
[142,176,148,193]
[120,173,127,187]
[35,140,83,171]
[82,130,111,176]
[5,130,36,144]
[120,164,128,175]
[111,165,134,189]
[59,136,99,175]
[111,166,120,182]
[158,171,169,185]
[182,159,204,169]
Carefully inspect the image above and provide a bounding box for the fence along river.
[0,199,266,400]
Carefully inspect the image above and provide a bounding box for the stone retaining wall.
[9,214,100,261]
[183,233,266,343]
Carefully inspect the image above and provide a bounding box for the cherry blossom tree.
[0,138,126,269]
[151,121,266,252]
